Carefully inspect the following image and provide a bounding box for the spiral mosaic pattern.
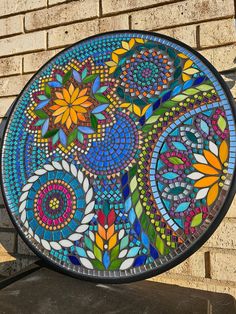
[1,31,235,282]
[120,48,173,99]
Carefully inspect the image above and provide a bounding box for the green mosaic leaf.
[153,108,168,115]
[35,110,48,119]
[90,114,98,131]
[168,157,184,165]
[63,69,72,84]
[83,74,97,83]
[141,214,149,230]
[94,94,109,104]
[162,100,176,108]
[94,245,102,262]
[171,94,188,102]
[156,236,165,255]
[217,115,227,132]
[129,177,137,193]
[191,213,202,227]
[184,88,198,95]
[43,129,59,139]
[197,84,213,91]
[109,259,122,270]
[135,200,143,218]
[184,68,199,75]
[129,164,137,178]
[111,244,120,261]
[164,247,170,255]
[67,128,77,145]
[148,224,156,243]
[45,85,51,98]
[142,124,153,132]
[146,115,160,124]
[91,259,104,270]
[131,189,139,204]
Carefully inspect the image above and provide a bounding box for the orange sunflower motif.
[187,140,228,206]
[49,83,92,129]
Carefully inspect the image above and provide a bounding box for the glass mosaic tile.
[1,31,235,282]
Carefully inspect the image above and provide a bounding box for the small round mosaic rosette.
[1,31,235,282]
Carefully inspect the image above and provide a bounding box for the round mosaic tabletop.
[1,31,236,282]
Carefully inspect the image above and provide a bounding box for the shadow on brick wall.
[0,103,37,277]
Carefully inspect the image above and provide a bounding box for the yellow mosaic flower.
[187,140,228,206]
[50,83,92,129]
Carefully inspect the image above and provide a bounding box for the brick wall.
[0,0,235,296]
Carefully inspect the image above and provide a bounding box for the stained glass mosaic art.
[1,31,236,282]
